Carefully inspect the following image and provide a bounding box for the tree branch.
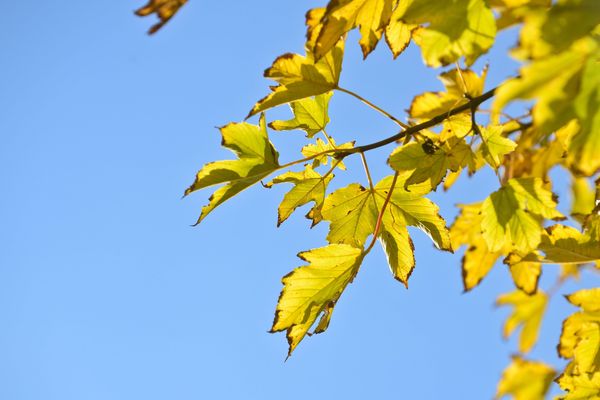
[335,87,497,157]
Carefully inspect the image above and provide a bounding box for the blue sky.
[1,2,597,399]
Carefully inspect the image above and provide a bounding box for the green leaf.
[266,165,334,226]
[401,0,496,67]
[185,114,280,224]
[481,178,564,253]
[269,92,333,137]
[271,244,364,357]
[247,41,344,118]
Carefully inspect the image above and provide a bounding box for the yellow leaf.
[557,370,600,400]
[384,1,416,58]
[504,253,542,295]
[271,244,364,357]
[567,288,600,313]
[481,178,564,253]
[266,166,334,227]
[184,115,279,224]
[480,125,517,170]
[135,0,187,34]
[247,41,344,118]
[496,290,548,353]
[401,0,496,67]
[409,68,488,120]
[311,0,394,59]
[496,356,555,400]
[269,92,333,137]
[571,177,596,222]
[450,203,502,291]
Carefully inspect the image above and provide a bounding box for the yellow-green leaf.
[135,0,187,34]
[401,0,496,67]
[269,92,333,137]
[496,356,555,400]
[266,166,334,227]
[374,174,452,252]
[481,178,564,253]
[496,290,548,353]
[185,115,279,224]
[388,137,472,190]
[571,177,596,222]
[480,125,517,170]
[557,370,600,400]
[539,225,600,264]
[322,183,378,248]
[271,244,364,357]
[301,137,354,170]
[311,0,394,59]
[247,41,344,118]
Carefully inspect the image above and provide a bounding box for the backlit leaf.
[269,92,333,137]
[504,252,542,295]
[401,0,496,67]
[311,0,394,59]
[480,125,517,170]
[247,41,344,118]
[271,244,364,357]
[496,290,548,353]
[481,178,564,253]
[184,115,279,224]
[266,166,334,227]
[496,356,555,400]
[301,137,354,170]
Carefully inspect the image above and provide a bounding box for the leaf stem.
[360,152,374,191]
[337,86,410,129]
[364,171,399,255]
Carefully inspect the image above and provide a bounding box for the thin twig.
[360,152,374,191]
[337,86,410,129]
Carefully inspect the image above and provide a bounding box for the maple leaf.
[301,138,354,170]
[247,41,344,118]
[480,126,517,170]
[388,136,474,190]
[266,166,334,227]
[184,114,279,224]
[480,178,564,253]
[271,244,364,357]
[384,0,416,58]
[539,225,600,264]
[496,290,548,353]
[503,253,542,295]
[135,0,187,34]
[409,68,488,121]
[450,202,502,291]
[269,92,333,138]
[400,0,496,67]
[310,0,394,60]
[495,356,555,400]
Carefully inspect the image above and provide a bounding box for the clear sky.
[1,2,597,399]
